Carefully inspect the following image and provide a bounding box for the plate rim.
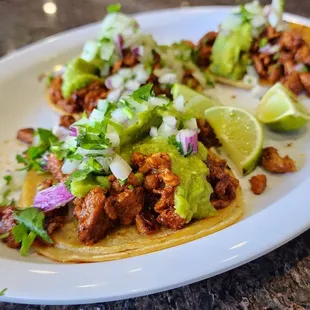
[0,6,309,305]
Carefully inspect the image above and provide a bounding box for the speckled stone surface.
[0,1,310,309]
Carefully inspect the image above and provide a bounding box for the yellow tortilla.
[19,159,243,263]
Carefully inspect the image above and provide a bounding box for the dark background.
[0,1,309,309]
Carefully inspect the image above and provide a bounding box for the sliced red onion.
[131,46,144,57]
[69,126,78,137]
[107,88,123,102]
[184,118,198,131]
[150,126,158,137]
[176,129,198,156]
[173,95,185,112]
[115,34,124,57]
[34,183,74,212]
[109,154,132,181]
[61,159,80,174]
[106,131,120,147]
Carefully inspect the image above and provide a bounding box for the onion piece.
[52,125,70,140]
[158,73,177,85]
[125,80,141,91]
[111,108,129,124]
[243,74,259,88]
[148,97,170,107]
[34,183,74,212]
[259,43,280,54]
[109,154,132,181]
[118,68,133,79]
[157,122,177,138]
[133,65,150,83]
[61,159,80,174]
[115,34,124,57]
[69,126,78,137]
[183,118,198,130]
[106,131,120,147]
[173,95,185,112]
[105,74,124,89]
[163,115,177,128]
[150,126,158,137]
[76,147,109,156]
[107,88,123,101]
[176,129,198,156]
[96,156,111,172]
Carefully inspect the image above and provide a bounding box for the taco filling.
[0,84,242,262]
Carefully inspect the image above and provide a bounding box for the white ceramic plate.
[0,6,310,305]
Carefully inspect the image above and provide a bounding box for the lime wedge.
[172,84,216,119]
[204,106,263,175]
[257,83,310,131]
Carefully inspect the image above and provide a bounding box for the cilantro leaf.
[107,3,121,13]
[14,208,53,244]
[131,84,154,102]
[12,224,36,256]
[0,288,7,296]
[168,135,183,154]
[3,175,12,186]
[0,189,13,207]
[118,178,128,186]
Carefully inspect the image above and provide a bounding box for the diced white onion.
[184,118,198,130]
[133,65,149,83]
[157,123,177,138]
[246,65,259,78]
[97,99,110,113]
[159,73,177,85]
[252,14,266,28]
[107,88,123,101]
[111,108,129,123]
[259,44,280,54]
[251,85,266,98]
[125,80,141,91]
[105,74,124,89]
[163,115,177,128]
[118,68,133,78]
[148,97,169,107]
[61,159,80,174]
[100,42,115,61]
[150,126,158,137]
[153,68,171,78]
[96,156,111,172]
[76,147,106,156]
[109,154,132,181]
[268,9,281,28]
[173,95,185,112]
[106,131,120,147]
[52,125,70,141]
[81,40,98,62]
[89,109,105,122]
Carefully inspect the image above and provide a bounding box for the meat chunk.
[157,207,185,230]
[266,26,281,40]
[249,174,267,195]
[37,178,53,191]
[108,173,141,195]
[261,147,296,174]
[104,187,144,225]
[135,211,159,235]
[122,49,139,67]
[295,44,310,65]
[44,207,67,235]
[268,65,282,83]
[253,55,266,78]
[206,155,239,209]
[74,187,111,245]
[47,153,66,182]
[299,72,310,95]
[281,72,304,95]
[279,30,303,51]
[16,128,34,144]
[132,152,171,175]
[59,115,75,128]
[198,31,218,46]
[196,32,217,68]
[0,207,20,249]
[48,77,109,115]
[197,119,221,148]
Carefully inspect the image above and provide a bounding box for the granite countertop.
[0,0,310,309]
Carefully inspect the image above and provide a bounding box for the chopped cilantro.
[168,135,183,154]
[0,189,14,207]
[107,3,121,13]
[239,5,252,23]
[16,128,59,172]
[45,75,54,86]
[127,185,134,190]
[272,53,280,61]
[0,233,9,240]
[131,84,154,102]
[0,288,7,296]
[3,175,12,185]
[259,38,268,48]
[13,208,53,256]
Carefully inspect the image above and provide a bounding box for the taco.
[196,1,310,95]
[1,83,243,262]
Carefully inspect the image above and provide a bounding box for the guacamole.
[132,138,216,222]
[61,58,100,98]
[210,23,252,80]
